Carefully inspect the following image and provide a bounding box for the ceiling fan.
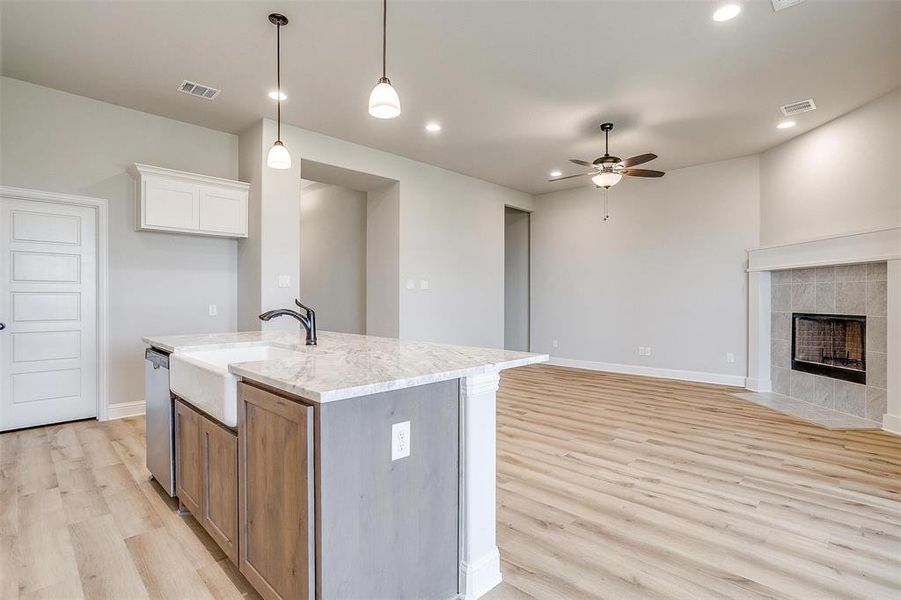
[550,123,665,188]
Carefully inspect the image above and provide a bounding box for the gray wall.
[240,119,534,349]
[366,183,400,337]
[760,89,901,246]
[531,156,760,381]
[504,207,530,351]
[770,263,888,420]
[299,180,367,335]
[0,77,239,407]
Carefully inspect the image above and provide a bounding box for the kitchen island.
[143,330,547,600]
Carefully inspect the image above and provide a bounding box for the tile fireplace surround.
[746,225,901,434]
[770,263,887,420]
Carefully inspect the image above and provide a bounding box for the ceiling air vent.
[771,0,806,11]
[177,80,221,100]
[780,98,816,116]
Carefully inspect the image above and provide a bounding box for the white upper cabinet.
[129,164,249,238]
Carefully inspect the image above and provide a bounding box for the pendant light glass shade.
[267,140,292,169]
[369,77,401,119]
[592,172,622,188]
[267,13,291,170]
[369,0,400,119]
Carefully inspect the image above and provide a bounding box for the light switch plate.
[391,421,410,461]
[406,279,416,290]
[420,279,429,290]
[208,304,217,316]
[278,275,291,288]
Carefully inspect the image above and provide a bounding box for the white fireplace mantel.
[745,225,901,434]
[747,225,901,272]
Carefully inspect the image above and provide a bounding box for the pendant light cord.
[276,21,282,141]
[382,0,387,79]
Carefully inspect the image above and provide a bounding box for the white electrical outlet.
[646,346,652,356]
[420,279,430,290]
[208,304,217,316]
[552,339,559,349]
[391,421,411,461]
[726,352,735,364]
[278,275,291,288]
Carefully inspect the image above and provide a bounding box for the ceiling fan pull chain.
[603,188,610,222]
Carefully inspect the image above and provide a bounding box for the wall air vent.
[177,80,221,100]
[780,98,816,116]
[771,0,806,11]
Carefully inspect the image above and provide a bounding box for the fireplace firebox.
[791,313,866,384]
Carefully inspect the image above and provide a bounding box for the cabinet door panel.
[175,400,202,515]
[198,186,247,236]
[144,178,199,230]
[202,418,238,563]
[238,383,314,600]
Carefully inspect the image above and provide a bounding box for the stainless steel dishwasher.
[145,348,175,496]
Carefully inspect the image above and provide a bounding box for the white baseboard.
[744,377,772,392]
[882,413,901,436]
[459,548,502,599]
[105,400,145,420]
[548,356,747,387]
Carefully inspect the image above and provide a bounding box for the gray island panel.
[317,379,459,600]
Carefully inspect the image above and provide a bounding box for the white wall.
[0,77,239,408]
[299,181,367,334]
[760,89,901,246]
[531,156,760,384]
[504,207,530,351]
[239,119,534,349]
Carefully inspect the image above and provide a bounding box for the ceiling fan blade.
[549,172,592,182]
[620,153,657,168]
[569,159,593,167]
[621,168,665,178]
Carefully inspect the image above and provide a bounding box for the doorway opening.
[504,206,530,352]
[299,160,399,338]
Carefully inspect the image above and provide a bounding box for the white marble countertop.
[143,330,547,402]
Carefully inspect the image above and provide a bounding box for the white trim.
[747,225,901,272]
[107,400,146,420]
[459,549,503,600]
[128,163,250,190]
[547,356,746,387]
[458,371,503,599]
[745,377,772,393]
[0,185,110,421]
[882,414,901,436]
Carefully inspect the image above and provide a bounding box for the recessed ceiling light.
[550,170,562,178]
[268,90,287,101]
[777,120,796,129]
[713,3,742,21]
[425,122,442,133]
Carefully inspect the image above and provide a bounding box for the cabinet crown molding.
[129,163,250,190]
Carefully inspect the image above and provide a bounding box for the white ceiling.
[2,1,900,195]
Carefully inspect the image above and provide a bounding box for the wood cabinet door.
[202,418,238,564]
[175,400,203,516]
[238,383,314,600]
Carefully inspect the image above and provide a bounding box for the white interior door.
[1,197,98,431]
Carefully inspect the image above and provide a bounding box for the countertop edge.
[229,353,549,403]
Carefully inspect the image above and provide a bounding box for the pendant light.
[267,13,291,169]
[368,0,401,119]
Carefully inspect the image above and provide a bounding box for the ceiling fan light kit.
[550,122,665,190]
